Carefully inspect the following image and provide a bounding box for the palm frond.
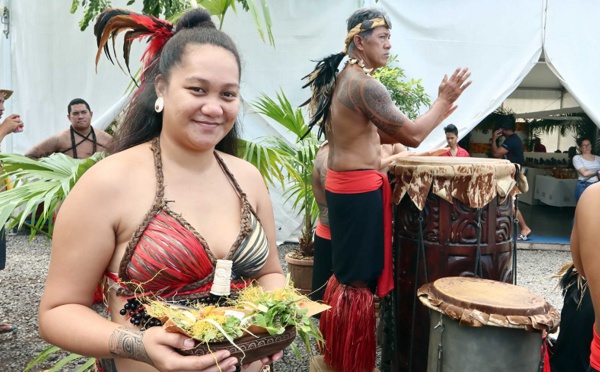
[252,90,308,138]
[24,343,94,372]
[239,139,289,187]
[0,152,105,237]
[248,89,321,253]
[24,345,62,371]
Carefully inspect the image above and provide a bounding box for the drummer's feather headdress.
[300,17,390,139]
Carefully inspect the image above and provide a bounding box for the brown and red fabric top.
[114,138,270,299]
[389,156,525,210]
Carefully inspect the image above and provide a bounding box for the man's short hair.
[346,8,391,54]
[68,98,91,114]
[494,114,516,131]
[444,124,458,136]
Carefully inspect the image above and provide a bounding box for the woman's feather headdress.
[94,9,174,83]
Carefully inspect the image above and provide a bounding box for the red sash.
[315,220,331,240]
[325,169,394,298]
[591,325,600,370]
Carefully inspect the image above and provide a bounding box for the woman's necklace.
[347,58,373,75]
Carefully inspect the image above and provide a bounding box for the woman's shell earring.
[154,97,164,113]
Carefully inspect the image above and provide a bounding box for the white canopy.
[1,0,598,241]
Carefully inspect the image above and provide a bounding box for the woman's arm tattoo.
[109,327,153,366]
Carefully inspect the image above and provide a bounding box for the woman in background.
[572,137,600,203]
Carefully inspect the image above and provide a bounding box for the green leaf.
[75,358,97,372]
[24,345,62,371]
[198,0,234,21]
[259,0,274,46]
[0,152,105,237]
[372,55,431,120]
[47,353,87,371]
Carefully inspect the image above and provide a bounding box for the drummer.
[570,182,600,371]
[301,6,471,371]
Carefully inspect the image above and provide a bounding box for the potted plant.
[244,90,320,294]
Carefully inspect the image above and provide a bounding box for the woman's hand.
[242,350,284,370]
[142,327,238,372]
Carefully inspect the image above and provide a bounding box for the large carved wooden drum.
[418,277,559,372]
[384,157,523,372]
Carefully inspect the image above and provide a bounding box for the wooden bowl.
[178,326,296,365]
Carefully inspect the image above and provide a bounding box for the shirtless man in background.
[26,98,113,159]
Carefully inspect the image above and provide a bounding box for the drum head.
[418,277,559,332]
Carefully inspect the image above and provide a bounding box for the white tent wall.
[545,0,600,129]
[366,0,544,150]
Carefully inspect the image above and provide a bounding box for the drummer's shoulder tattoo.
[362,79,408,136]
[337,73,408,137]
[109,326,153,366]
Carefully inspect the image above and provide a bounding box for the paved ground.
[0,236,571,371]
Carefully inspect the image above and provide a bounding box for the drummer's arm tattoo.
[109,327,154,366]
[341,76,408,138]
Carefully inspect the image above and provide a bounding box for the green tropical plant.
[0,153,106,371]
[24,345,95,372]
[242,90,320,257]
[0,152,105,238]
[373,54,431,120]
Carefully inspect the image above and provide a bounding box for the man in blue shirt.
[491,114,531,240]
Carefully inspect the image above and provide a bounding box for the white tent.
[1,0,598,242]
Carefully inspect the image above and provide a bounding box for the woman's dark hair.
[443,123,458,136]
[576,137,591,148]
[114,8,241,155]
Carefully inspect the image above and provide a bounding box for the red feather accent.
[129,14,173,71]
[320,276,376,372]
[94,9,173,82]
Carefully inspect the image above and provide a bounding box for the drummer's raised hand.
[438,67,471,104]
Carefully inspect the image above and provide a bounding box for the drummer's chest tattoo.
[109,326,153,366]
